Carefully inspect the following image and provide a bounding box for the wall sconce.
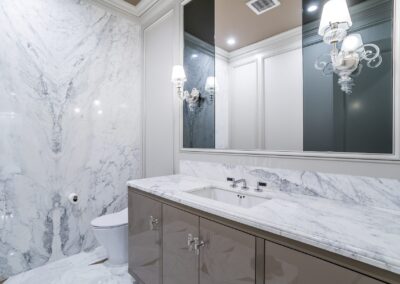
[205,76,219,103]
[315,0,382,94]
[171,65,187,100]
[171,65,200,111]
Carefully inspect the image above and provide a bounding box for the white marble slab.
[0,0,141,278]
[127,174,400,275]
[5,247,135,284]
[180,160,400,211]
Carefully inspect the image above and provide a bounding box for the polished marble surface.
[5,247,134,284]
[127,174,400,275]
[181,160,400,211]
[0,0,141,278]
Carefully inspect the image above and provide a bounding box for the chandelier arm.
[360,43,381,62]
[315,53,332,71]
[367,55,383,68]
[323,62,334,76]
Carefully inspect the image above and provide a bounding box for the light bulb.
[342,34,364,53]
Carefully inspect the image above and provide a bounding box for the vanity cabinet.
[128,189,394,284]
[128,192,162,284]
[162,204,256,284]
[163,205,199,284]
[265,241,384,284]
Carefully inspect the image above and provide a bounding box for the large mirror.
[182,0,395,155]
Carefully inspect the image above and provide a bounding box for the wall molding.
[185,32,215,58]
[213,27,302,63]
[91,0,158,17]
[228,27,302,62]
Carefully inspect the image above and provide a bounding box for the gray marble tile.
[5,247,135,284]
[0,0,141,278]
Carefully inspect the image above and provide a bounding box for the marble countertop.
[127,175,400,275]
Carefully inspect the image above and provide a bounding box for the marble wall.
[0,0,141,279]
[180,160,400,212]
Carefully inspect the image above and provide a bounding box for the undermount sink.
[187,187,269,208]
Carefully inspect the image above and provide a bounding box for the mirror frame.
[178,0,400,162]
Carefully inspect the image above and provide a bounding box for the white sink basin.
[188,187,269,208]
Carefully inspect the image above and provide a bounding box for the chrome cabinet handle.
[149,215,159,230]
[194,238,206,256]
[187,234,206,255]
[187,234,195,252]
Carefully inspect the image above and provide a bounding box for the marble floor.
[4,247,135,284]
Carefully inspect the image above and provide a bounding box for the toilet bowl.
[91,208,128,266]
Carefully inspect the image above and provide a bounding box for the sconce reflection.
[315,0,382,94]
[171,65,200,111]
[205,76,219,104]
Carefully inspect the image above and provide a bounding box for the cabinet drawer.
[265,241,385,284]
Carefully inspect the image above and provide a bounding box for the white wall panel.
[264,48,303,151]
[144,11,175,177]
[230,61,259,149]
[215,57,230,149]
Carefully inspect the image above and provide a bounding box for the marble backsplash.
[0,0,141,279]
[180,160,400,212]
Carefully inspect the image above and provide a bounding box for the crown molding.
[92,0,159,17]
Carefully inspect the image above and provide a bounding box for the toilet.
[91,208,128,266]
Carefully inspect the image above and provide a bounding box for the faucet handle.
[256,182,267,192]
[227,177,236,188]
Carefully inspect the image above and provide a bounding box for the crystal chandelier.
[315,0,382,94]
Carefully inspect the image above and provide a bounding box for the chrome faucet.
[227,177,248,190]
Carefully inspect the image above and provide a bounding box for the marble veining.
[127,174,400,275]
[0,0,141,279]
[180,160,400,211]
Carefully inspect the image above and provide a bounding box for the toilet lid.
[91,208,128,228]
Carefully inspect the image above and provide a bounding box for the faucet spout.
[227,178,248,190]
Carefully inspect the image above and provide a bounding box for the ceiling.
[123,0,141,6]
[216,0,302,51]
[185,0,215,46]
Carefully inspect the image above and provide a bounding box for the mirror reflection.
[181,0,394,154]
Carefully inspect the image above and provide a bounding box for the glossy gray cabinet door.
[128,191,162,284]
[199,218,256,284]
[163,205,199,284]
[265,241,384,284]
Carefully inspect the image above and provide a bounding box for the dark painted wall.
[184,0,215,46]
[303,0,393,153]
[183,0,215,148]
[183,34,216,148]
